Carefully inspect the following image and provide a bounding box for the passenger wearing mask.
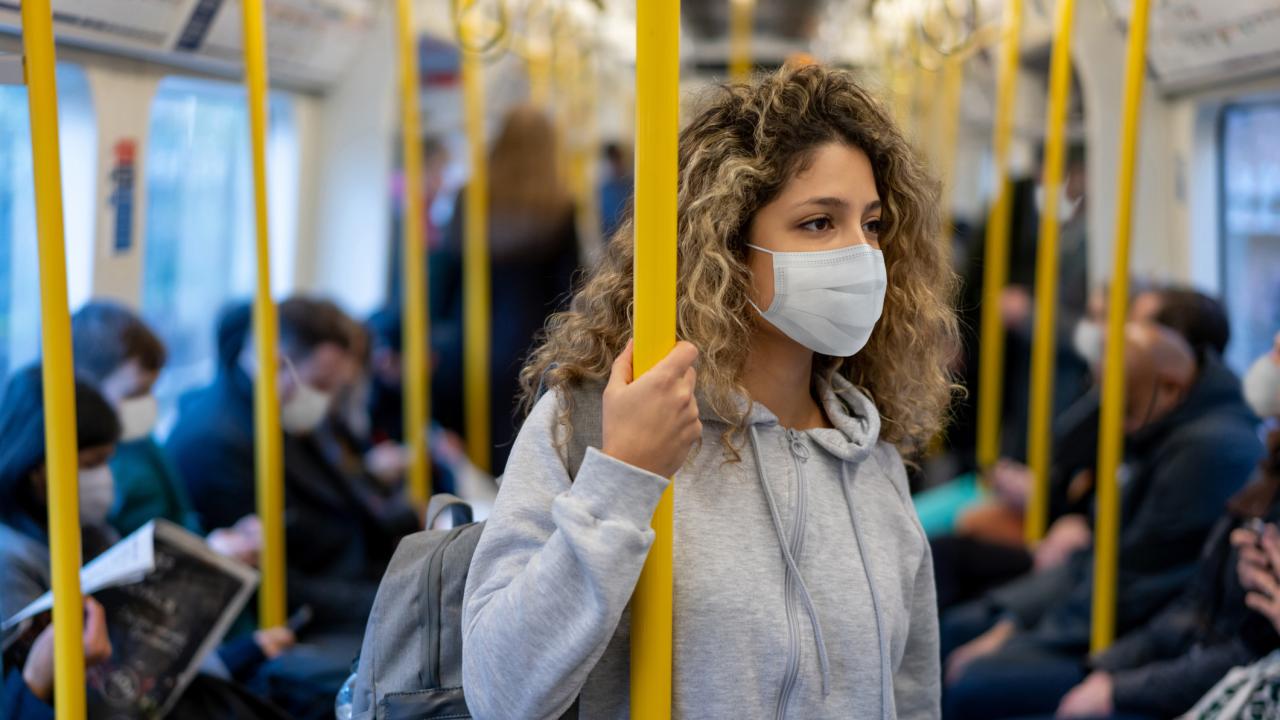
[434,104,580,473]
[943,322,1263,720]
[167,297,411,634]
[0,369,288,718]
[931,287,1235,609]
[463,66,955,719]
[70,301,260,562]
[1020,335,1280,720]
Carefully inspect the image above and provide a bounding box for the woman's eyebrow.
[794,196,851,211]
[863,200,882,215]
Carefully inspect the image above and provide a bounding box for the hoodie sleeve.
[879,444,942,720]
[462,391,669,720]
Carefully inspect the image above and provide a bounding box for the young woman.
[462,65,957,719]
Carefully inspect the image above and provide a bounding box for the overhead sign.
[0,0,379,90]
[1106,0,1280,93]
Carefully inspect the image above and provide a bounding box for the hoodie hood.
[699,373,883,463]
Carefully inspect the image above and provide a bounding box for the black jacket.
[166,368,418,631]
[1092,466,1280,716]
[991,358,1263,652]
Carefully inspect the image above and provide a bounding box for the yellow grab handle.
[1025,0,1079,544]
[631,0,680,716]
[974,0,1023,472]
[396,0,432,504]
[1093,0,1153,654]
[22,1,88,715]
[459,2,492,472]
[241,0,287,628]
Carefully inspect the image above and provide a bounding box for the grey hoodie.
[462,375,940,719]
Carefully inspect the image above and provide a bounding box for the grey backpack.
[349,386,601,720]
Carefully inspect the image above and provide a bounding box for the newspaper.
[2,520,258,718]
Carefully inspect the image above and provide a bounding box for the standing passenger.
[433,105,581,473]
[462,66,957,719]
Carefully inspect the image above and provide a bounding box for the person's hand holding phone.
[1232,520,1280,631]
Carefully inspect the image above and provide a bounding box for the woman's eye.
[800,216,834,232]
[862,219,883,236]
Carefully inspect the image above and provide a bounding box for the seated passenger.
[166,296,412,633]
[1023,336,1280,719]
[70,301,259,564]
[463,65,954,719]
[0,367,288,718]
[942,322,1263,720]
[931,287,1234,609]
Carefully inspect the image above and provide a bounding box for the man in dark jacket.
[942,322,1264,720]
[167,297,416,634]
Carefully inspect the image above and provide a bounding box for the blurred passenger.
[930,287,1233,608]
[0,368,289,718]
[464,66,954,719]
[433,104,580,473]
[167,297,411,634]
[599,141,633,239]
[70,301,259,565]
[1010,336,1280,719]
[942,322,1263,720]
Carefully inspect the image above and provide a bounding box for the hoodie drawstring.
[749,426,832,696]
[841,462,893,719]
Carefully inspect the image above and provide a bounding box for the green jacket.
[109,437,203,537]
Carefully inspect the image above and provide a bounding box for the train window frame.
[0,62,97,382]
[1217,100,1280,373]
[141,75,300,433]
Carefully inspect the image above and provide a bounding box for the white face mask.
[747,243,887,358]
[281,358,334,435]
[1073,319,1105,369]
[1035,184,1083,224]
[78,464,115,527]
[1243,351,1280,419]
[117,394,159,442]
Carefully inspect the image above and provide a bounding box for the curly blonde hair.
[520,65,959,454]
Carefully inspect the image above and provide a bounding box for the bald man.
[942,322,1263,720]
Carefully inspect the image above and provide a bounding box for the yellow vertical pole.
[974,0,1023,472]
[396,0,432,505]
[1092,0,1151,654]
[460,3,491,472]
[1025,0,1077,544]
[936,56,965,236]
[632,0,679,716]
[21,2,87,715]
[729,0,754,82]
[242,0,287,628]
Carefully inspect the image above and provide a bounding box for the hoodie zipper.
[775,429,811,720]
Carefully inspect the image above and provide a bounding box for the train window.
[0,63,96,381]
[1220,102,1280,372]
[141,76,299,426]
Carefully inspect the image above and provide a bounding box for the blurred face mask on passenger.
[1073,319,1104,369]
[1244,350,1280,419]
[746,243,887,357]
[281,356,334,435]
[117,394,159,442]
[78,464,115,526]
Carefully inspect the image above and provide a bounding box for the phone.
[286,605,314,635]
[1247,517,1268,543]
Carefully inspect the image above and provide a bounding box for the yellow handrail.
[1024,0,1075,543]
[729,0,754,82]
[241,0,287,628]
[974,0,1022,472]
[631,0,679,716]
[459,1,492,472]
[395,0,432,505]
[936,56,965,237]
[22,2,87,715]
[1025,0,1078,544]
[1093,0,1152,654]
